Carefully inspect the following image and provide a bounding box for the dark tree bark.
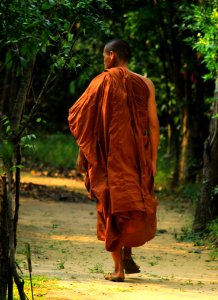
[0,177,9,299]
[179,61,210,183]
[0,56,52,299]
[193,78,218,230]
[0,58,35,300]
[10,59,35,130]
[154,0,183,183]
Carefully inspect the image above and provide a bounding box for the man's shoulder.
[130,71,153,85]
[87,71,109,89]
[130,71,155,92]
[92,71,108,81]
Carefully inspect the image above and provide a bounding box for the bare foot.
[104,273,125,282]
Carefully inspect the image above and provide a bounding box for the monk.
[68,38,160,282]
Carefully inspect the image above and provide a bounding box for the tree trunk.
[154,0,183,183]
[154,0,210,184]
[193,77,218,230]
[0,58,35,300]
[179,107,189,182]
[179,63,210,183]
[0,176,9,299]
[10,59,35,130]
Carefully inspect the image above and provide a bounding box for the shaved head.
[104,39,131,63]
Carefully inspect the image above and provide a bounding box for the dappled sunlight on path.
[21,171,87,194]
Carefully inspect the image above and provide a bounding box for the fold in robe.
[68,67,158,251]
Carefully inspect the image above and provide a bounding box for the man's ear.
[109,51,116,60]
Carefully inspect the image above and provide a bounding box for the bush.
[22,132,78,170]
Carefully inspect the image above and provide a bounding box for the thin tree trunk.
[14,144,21,248]
[10,59,35,130]
[0,58,35,299]
[7,58,35,298]
[179,63,210,183]
[7,162,15,300]
[0,69,9,115]
[179,70,193,182]
[179,107,189,182]
[8,263,13,300]
[193,77,218,230]
[7,163,27,300]
[0,176,9,299]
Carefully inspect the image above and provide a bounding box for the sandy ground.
[17,172,218,300]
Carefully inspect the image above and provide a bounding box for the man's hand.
[151,160,157,177]
[76,149,87,174]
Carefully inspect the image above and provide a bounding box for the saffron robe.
[68,67,157,251]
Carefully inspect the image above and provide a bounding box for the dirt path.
[17,172,218,300]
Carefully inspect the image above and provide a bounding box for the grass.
[174,226,204,244]
[155,133,201,205]
[89,262,104,274]
[22,131,78,171]
[13,275,58,300]
[22,131,175,180]
[176,218,218,244]
[148,255,162,266]
[155,134,175,188]
[58,262,65,270]
[175,218,218,260]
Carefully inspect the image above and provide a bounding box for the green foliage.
[13,275,59,299]
[177,182,200,205]
[22,132,78,169]
[89,262,104,273]
[208,249,218,261]
[175,226,203,244]
[183,1,218,80]
[0,140,13,162]
[207,218,218,240]
[58,262,65,270]
[0,115,11,135]
[0,116,13,174]
[155,133,175,188]
[211,185,218,200]
[0,0,111,75]
[175,218,218,251]
[20,134,37,149]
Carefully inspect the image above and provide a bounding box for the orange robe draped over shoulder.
[68,67,157,251]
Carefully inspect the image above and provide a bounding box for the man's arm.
[144,78,160,176]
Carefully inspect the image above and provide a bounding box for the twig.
[26,243,34,300]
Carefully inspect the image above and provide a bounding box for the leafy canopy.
[184,1,218,80]
[0,0,111,74]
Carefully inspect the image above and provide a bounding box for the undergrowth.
[22,132,78,172]
[13,275,58,300]
[175,218,218,259]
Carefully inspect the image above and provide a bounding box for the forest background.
[0,0,217,299]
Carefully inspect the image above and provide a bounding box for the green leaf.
[49,0,56,5]
[3,119,10,126]
[0,142,13,160]
[5,51,13,70]
[69,81,76,94]
[20,57,27,68]
[41,3,51,11]
[10,164,24,171]
[6,125,11,133]
[212,113,218,119]
[21,134,37,143]
[67,32,74,42]
[36,117,42,123]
